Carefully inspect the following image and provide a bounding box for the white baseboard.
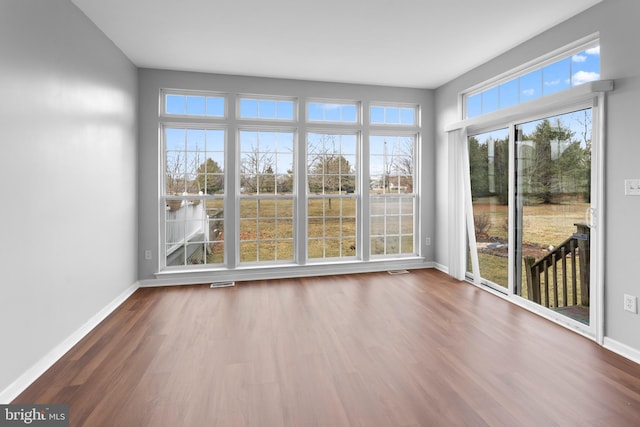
[0,282,139,404]
[434,263,449,275]
[603,337,640,365]
[141,258,434,287]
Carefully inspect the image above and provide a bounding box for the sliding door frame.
[450,81,611,343]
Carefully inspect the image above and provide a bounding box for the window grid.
[239,196,294,263]
[307,101,359,123]
[163,126,225,267]
[370,196,415,256]
[164,93,225,117]
[465,42,600,119]
[307,132,358,260]
[238,97,296,120]
[160,89,421,271]
[370,105,417,126]
[369,134,416,257]
[239,130,295,264]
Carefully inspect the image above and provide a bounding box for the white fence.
[165,200,209,256]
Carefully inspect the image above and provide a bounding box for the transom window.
[465,40,600,119]
[370,104,417,126]
[307,101,358,123]
[239,97,295,120]
[164,93,225,117]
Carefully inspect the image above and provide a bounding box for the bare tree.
[308,134,355,209]
[240,143,274,194]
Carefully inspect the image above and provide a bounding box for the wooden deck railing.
[524,224,590,308]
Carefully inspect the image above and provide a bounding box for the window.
[163,127,225,266]
[465,41,600,119]
[370,104,417,125]
[239,97,295,120]
[159,90,421,271]
[239,130,295,263]
[369,135,416,256]
[307,132,357,259]
[307,101,358,123]
[165,93,225,117]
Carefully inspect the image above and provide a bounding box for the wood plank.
[12,269,640,426]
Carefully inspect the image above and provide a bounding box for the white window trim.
[306,98,361,124]
[369,102,420,127]
[236,93,298,122]
[160,88,228,119]
[447,79,613,344]
[460,33,600,120]
[156,90,425,278]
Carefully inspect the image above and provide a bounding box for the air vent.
[210,281,235,288]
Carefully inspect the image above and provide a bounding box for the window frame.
[157,88,424,273]
[237,94,297,121]
[369,132,418,258]
[462,35,600,120]
[161,89,227,119]
[160,123,227,269]
[237,127,297,265]
[370,102,419,126]
[305,130,360,262]
[306,99,361,124]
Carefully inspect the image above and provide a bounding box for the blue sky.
[467,46,600,118]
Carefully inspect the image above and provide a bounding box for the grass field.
[197,196,415,263]
[472,197,589,306]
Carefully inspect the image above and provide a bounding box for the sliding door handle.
[585,207,596,228]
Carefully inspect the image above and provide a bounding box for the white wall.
[435,0,640,354]
[137,69,435,282]
[0,0,138,399]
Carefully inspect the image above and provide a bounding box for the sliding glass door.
[467,128,510,290]
[467,107,596,329]
[515,109,593,325]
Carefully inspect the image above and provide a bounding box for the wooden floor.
[14,269,640,426]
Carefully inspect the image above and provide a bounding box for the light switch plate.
[625,179,640,196]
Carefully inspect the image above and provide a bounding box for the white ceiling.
[71,0,601,89]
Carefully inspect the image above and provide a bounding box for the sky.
[467,45,600,118]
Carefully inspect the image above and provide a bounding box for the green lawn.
[200,196,414,262]
[471,197,588,307]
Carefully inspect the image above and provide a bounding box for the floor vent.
[210,281,235,288]
[387,270,409,275]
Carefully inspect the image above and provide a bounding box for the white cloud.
[544,79,561,87]
[572,71,600,85]
[586,46,600,55]
[572,54,587,63]
[522,88,535,96]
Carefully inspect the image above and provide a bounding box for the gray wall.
[435,0,640,352]
[138,69,435,281]
[0,0,138,396]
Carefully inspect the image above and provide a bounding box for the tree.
[309,155,355,209]
[523,119,573,203]
[240,143,274,194]
[277,170,294,193]
[468,135,509,204]
[309,155,355,192]
[468,136,489,198]
[165,151,186,195]
[493,137,509,204]
[196,158,223,194]
[259,165,276,194]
